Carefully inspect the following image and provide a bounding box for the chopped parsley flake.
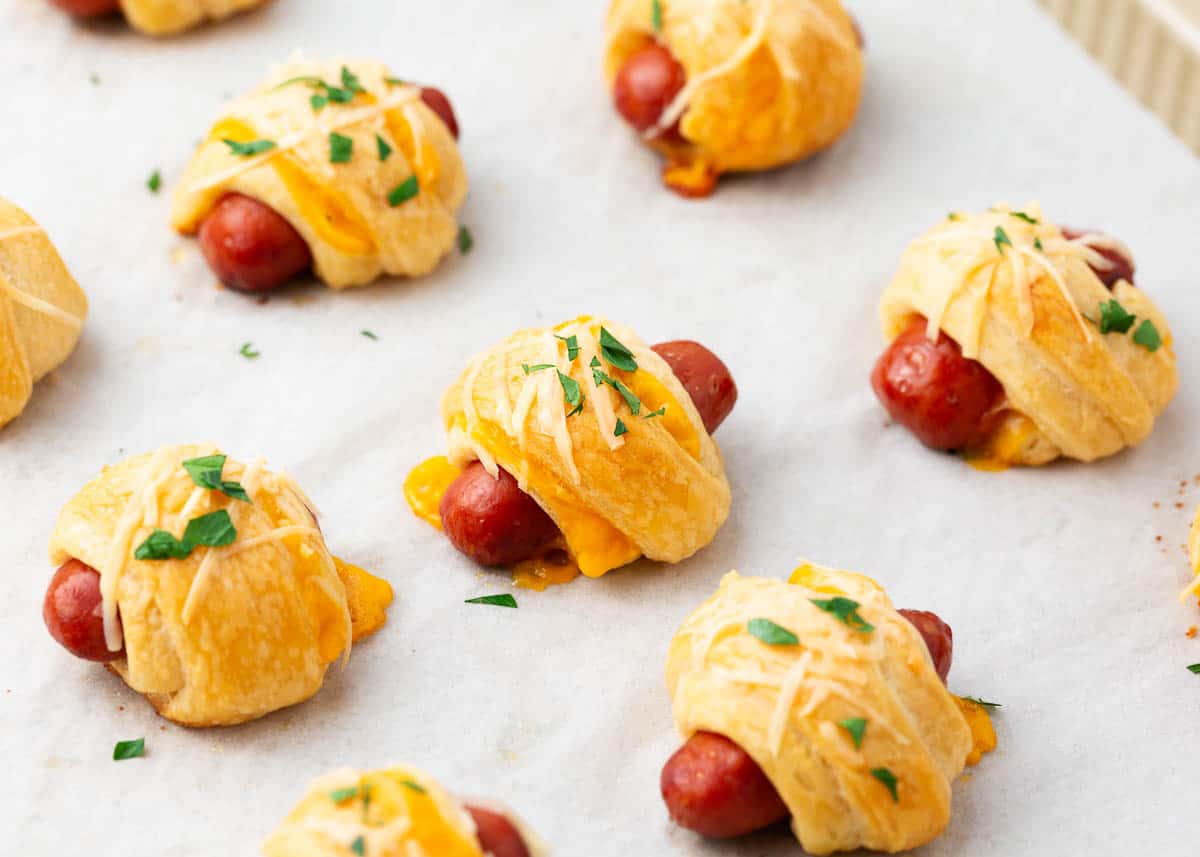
[747,618,799,646]
[1098,299,1137,334]
[457,225,474,255]
[465,594,518,608]
[993,226,1012,254]
[558,370,584,413]
[329,786,359,803]
[614,418,628,437]
[182,454,250,503]
[388,175,420,206]
[838,717,867,748]
[223,138,276,157]
[961,696,1002,710]
[1033,237,1044,251]
[329,132,353,164]
[384,76,407,86]
[555,334,580,362]
[361,330,378,340]
[113,738,145,761]
[947,212,958,221]
[644,406,666,419]
[590,362,642,415]
[376,134,392,162]
[871,767,899,802]
[810,597,874,633]
[134,510,237,561]
[522,363,555,375]
[146,170,162,194]
[361,783,373,821]
[239,342,260,359]
[400,779,427,794]
[599,326,638,371]
[652,0,663,31]
[1188,663,1200,674]
[286,66,366,112]
[1132,319,1162,352]
[350,835,365,856]
[1009,211,1039,224]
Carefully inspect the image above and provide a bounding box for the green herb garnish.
[599,326,638,372]
[1098,299,1137,334]
[590,360,642,415]
[457,225,473,255]
[993,226,1012,254]
[838,718,867,749]
[947,212,958,221]
[1009,211,1039,224]
[644,406,666,419]
[329,786,359,803]
[384,76,407,86]
[388,175,419,206]
[361,783,373,822]
[871,767,899,802]
[1132,319,1162,352]
[614,419,628,437]
[361,330,378,341]
[522,363,555,375]
[182,454,250,503]
[747,618,799,646]
[558,370,584,412]
[223,138,276,157]
[400,779,427,794]
[239,342,260,359]
[652,0,663,31]
[147,170,162,194]
[376,134,392,162]
[465,594,518,608]
[350,836,365,856]
[961,696,1002,710]
[556,334,580,362]
[298,66,366,111]
[1033,237,1044,251]
[329,132,353,164]
[809,597,874,633]
[1188,663,1200,674]
[134,510,237,560]
[113,738,145,761]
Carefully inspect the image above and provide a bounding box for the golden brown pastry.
[0,198,87,429]
[172,58,467,292]
[405,317,734,588]
[262,765,547,857]
[661,564,995,853]
[604,0,864,196]
[49,0,269,36]
[872,203,1177,468]
[44,444,393,726]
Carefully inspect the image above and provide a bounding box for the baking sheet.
[3,0,1200,853]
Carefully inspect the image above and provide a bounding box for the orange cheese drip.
[954,696,998,765]
[404,455,464,530]
[207,118,376,256]
[613,366,700,459]
[966,411,1040,472]
[512,550,581,591]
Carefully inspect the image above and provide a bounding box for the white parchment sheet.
[3,0,1200,853]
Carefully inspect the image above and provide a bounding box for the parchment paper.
[3,0,1200,853]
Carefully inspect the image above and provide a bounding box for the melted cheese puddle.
[512,550,581,591]
[954,696,998,765]
[966,411,1041,472]
[404,456,463,530]
[208,118,376,255]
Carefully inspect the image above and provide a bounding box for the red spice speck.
[1176,502,1185,509]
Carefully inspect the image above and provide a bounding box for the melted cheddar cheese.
[208,118,377,255]
[512,552,582,591]
[404,455,463,529]
[967,411,1042,472]
[333,557,394,643]
[954,696,998,765]
[614,366,700,459]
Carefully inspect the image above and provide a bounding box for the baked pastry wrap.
[262,765,547,857]
[666,565,972,854]
[121,0,269,36]
[879,203,1177,465]
[0,198,87,429]
[171,58,468,289]
[48,444,393,726]
[604,0,863,192]
[435,316,730,578]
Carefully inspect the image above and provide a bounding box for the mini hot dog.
[873,204,1175,468]
[406,318,736,587]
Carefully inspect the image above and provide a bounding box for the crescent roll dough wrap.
[667,566,973,854]
[263,766,547,857]
[0,198,87,429]
[120,0,269,36]
[172,58,468,289]
[879,203,1177,466]
[604,0,863,194]
[48,444,393,727]
[436,317,731,578]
